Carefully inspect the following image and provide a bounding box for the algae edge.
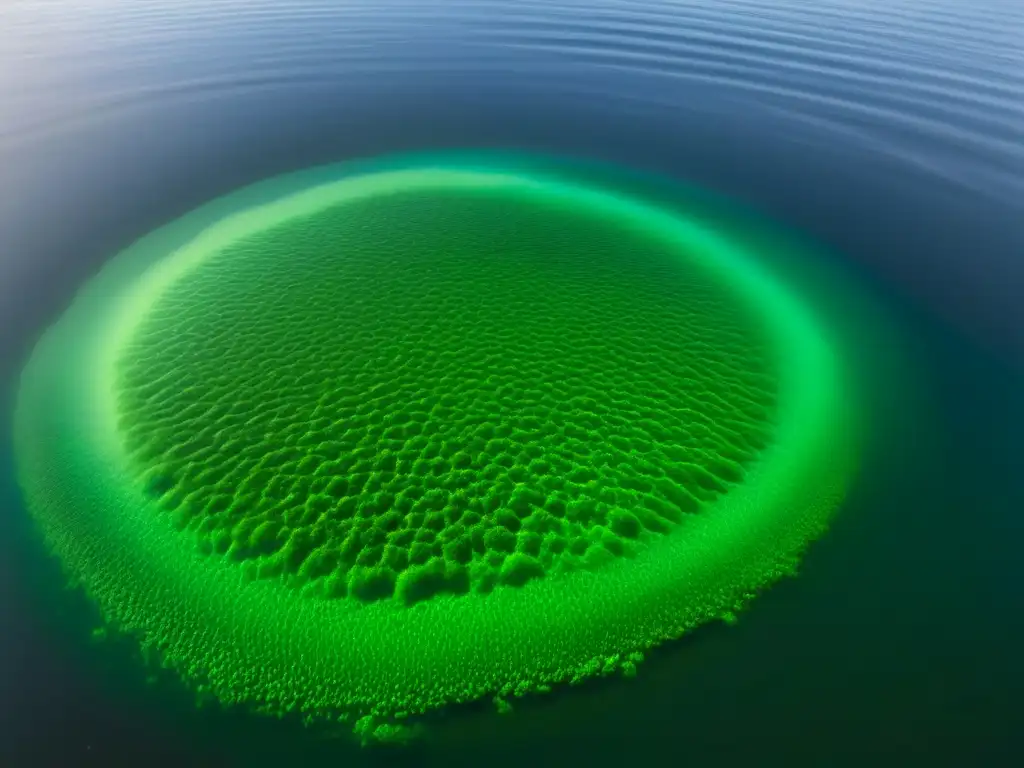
[13,154,860,743]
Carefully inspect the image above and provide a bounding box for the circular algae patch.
[14,155,858,737]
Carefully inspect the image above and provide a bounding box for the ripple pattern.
[3,0,1022,201]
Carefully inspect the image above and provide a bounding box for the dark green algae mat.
[12,151,896,744]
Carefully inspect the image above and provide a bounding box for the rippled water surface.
[1,1,1022,766]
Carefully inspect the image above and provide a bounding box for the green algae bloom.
[14,152,860,739]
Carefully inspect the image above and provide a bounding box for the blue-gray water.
[1,1,1022,766]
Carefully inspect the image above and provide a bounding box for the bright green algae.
[14,155,858,738]
[121,181,778,599]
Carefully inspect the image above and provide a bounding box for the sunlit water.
[1,1,1022,766]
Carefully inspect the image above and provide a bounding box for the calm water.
[1,1,1022,766]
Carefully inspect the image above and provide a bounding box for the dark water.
[1,1,1022,766]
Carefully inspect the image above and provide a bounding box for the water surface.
[1,1,1022,766]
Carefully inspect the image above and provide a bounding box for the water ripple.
[1,0,1021,199]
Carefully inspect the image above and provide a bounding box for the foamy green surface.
[14,155,858,740]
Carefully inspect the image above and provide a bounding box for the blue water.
[1,1,1022,765]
